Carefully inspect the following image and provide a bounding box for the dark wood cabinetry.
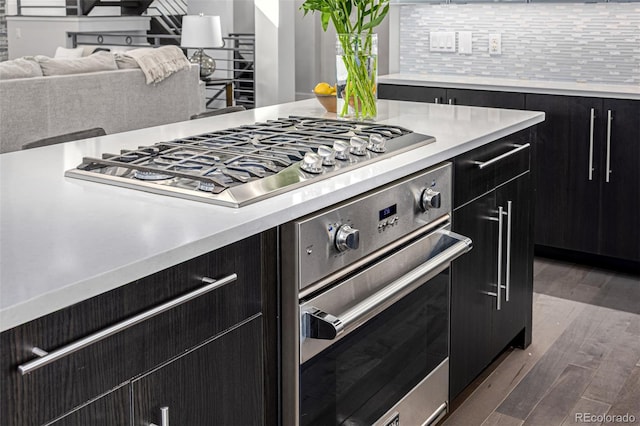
[133,318,264,426]
[378,84,446,104]
[379,84,524,109]
[382,82,638,264]
[526,94,640,262]
[1,231,277,426]
[445,88,525,109]
[450,135,533,400]
[48,386,130,426]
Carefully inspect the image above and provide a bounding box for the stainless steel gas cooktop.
[65,116,435,207]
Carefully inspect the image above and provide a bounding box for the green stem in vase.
[301,0,389,119]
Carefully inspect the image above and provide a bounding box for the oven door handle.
[303,230,472,340]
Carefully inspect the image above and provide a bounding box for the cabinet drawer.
[1,234,263,426]
[453,129,531,208]
[378,84,446,103]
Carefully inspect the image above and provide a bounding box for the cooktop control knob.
[335,224,360,252]
[333,140,350,161]
[349,136,368,156]
[301,152,323,174]
[367,134,387,153]
[420,188,442,211]
[317,145,336,166]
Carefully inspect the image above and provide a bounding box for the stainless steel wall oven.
[281,162,472,426]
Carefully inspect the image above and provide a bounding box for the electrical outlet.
[15,27,21,39]
[489,33,501,55]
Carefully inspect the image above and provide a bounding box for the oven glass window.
[299,270,449,426]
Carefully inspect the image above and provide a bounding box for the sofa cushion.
[37,51,118,76]
[54,46,84,59]
[0,57,43,80]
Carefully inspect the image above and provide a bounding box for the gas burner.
[355,125,410,138]
[134,170,173,181]
[295,119,356,135]
[197,181,215,192]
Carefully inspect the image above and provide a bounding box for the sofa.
[0,50,205,154]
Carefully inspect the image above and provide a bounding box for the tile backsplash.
[399,3,640,85]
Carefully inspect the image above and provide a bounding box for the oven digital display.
[379,204,397,221]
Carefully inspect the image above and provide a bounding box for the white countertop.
[380,74,640,100]
[0,99,544,331]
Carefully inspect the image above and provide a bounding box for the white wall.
[254,0,296,107]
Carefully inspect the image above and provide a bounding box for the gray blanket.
[124,45,191,84]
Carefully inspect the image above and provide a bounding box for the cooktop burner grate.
[66,116,435,207]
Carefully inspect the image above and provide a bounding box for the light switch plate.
[458,31,472,54]
[430,31,456,53]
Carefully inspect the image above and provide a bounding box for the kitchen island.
[0,99,544,425]
[0,98,544,331]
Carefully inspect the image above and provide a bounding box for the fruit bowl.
[314,93,337,113]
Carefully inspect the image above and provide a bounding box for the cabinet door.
[525,94,603,254]
[599,99,640,261]
[378,84,446,104]
[133,317,264,426]
[493,173,533,354]
[450,191,497,400]
[446,88,525,110]
[47,386,130,426]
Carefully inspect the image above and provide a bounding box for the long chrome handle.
[475,143,530,169]
[426,402,448,426]
[150,406,170,426]
[588,108,595,181]
[304,231,472,340]
[496,206,503,311]
[18,274,237,375]
[505,201,512,302]
[606,109,612,183]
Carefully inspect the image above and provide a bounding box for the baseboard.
[535,245,640,275]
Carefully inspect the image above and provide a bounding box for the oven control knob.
[335,224,360,252]
[300,152,323,174]
[420,188,442,211]
[367,134,387,153]
[349,136,368,156]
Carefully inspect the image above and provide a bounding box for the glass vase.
[336,33,378,121]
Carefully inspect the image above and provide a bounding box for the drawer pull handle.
[605,109,613,183]
[18,274,238,375]
[150,406,170,426]
[588,108,596,181]
[474,143,530,170]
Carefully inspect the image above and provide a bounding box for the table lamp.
[181,14,223,79]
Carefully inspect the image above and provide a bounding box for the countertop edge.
[379,74,640,100]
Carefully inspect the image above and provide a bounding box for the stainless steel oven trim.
[300,229,471,352]
[372,358,449,426]
[299,214,451,299]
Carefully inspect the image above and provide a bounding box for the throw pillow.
[54,46,85,59]
[0,57,43,80]
[37,51,118,76]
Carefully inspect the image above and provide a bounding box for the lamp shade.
[181,15,223,48]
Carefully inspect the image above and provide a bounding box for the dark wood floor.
[443,257,640,426]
